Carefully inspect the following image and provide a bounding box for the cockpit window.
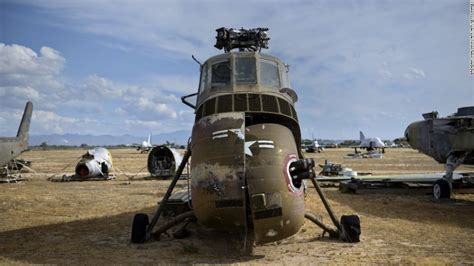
[199,63,208,95]
[260,59,280,88]
[235,57,256,84]
[211,60,231,87]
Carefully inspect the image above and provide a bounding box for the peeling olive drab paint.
[245,123,305,244]
[191,112,247,230]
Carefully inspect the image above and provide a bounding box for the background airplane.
[137,133,153,153]
[0,102,33,170]
[357,131,385,152]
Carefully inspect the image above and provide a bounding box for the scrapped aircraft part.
[147,146,183,178]
[145,148,192,240]
[74,147,113,179]
[405,106,474,199]
[48,147,115,182]
[344,151,383,159]
[161,190,192,217]
[153,211,196,240]
[338,172,474,195]
[55,173,116,182]
[6,159,32,172]
[0,172,26,183]
[0,101,33,169]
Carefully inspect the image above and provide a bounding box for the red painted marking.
[282,153,304,196]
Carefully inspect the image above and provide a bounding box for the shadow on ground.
[0,207,266,264]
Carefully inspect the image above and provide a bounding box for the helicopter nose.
[404,122,419,147]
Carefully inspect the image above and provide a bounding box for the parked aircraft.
[305,139,324,153]
[0,102,33,180]
[131,27,360,250]
[137,133,153,153]
[357,131,385,152]
[405,106,474,199]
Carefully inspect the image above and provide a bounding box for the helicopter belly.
[191,113,247,230]
[246,123,305,244]
[190,112,305,243]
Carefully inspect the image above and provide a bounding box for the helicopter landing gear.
[131,213,149,244]
[433,152,468,199]
[291,158,361,242]
[130,148,192,244]
[433,179,451,199]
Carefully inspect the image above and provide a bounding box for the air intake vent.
[217,95,233,113]
[234,94,248,112]
[203,97,216,117]
[261,95,278,113]
[248,94,261,112]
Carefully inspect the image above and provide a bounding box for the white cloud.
[2,1,471,139]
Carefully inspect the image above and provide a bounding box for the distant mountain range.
[29,130,190,146]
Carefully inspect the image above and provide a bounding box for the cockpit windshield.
[235,57,256,84]
[260,59,280,88]
[211,59,231,87]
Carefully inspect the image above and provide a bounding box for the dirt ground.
[1,148,473,264]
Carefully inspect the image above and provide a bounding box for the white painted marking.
[259,144,275,149]
[212,134,228,140]
[212,129,229,135]
[257,140,274,144]
[245,141,256,156]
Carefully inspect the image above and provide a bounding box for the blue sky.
[0,0,472,141]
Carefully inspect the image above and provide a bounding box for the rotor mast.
[214,27,270,53]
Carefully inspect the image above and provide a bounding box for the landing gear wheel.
[340,215,361,243]
[433,179,451,199]
[131,213,149,243]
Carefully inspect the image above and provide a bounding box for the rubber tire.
[433,179,451,199]
[340,215,361,243]
[131,213,149,243]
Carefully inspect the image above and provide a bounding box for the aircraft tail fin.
[16,101,33,144]
[148,133,152,145]
[359,131,366,141]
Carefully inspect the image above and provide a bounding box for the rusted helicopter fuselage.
[190,51,305,244]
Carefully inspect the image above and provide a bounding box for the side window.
[199,64,208,95]
[235,57,256,84]
[260,59,280,88]
[211,60,231,87]
[280,63,292,88]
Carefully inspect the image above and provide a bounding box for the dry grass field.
[0,148,473,264]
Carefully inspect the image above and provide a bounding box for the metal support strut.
[146,147,192,239]
[291,158,360,242]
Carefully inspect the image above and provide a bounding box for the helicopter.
[131,27,360,249]
[405,106,474,199]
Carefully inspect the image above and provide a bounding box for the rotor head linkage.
[214,27,270,53]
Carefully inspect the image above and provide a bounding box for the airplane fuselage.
[0,137,27,167]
